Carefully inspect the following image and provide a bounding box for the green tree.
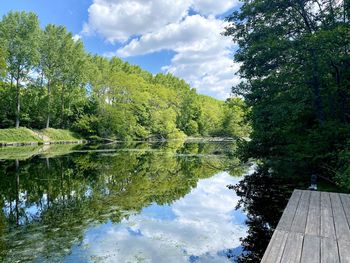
[58,36,87,128]
[0,12,40,128]
[225,0,350,186]
[40,24,71,128]
[0,48,5,78]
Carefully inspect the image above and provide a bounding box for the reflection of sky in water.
[65,172,247,263]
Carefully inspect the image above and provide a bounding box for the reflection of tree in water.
[0,141,244,262]
[229,165,308,263]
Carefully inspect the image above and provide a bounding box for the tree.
[59,38,87,128]
[0,12,40,128]
[0,48,6,78]
[40,24,70,128]
[225,0,350,185]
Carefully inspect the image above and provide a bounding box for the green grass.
[41,128,81,142]
[41,144,78,158]
[0,144,81,160]
[0,128,42,143]
[0,128,83,145]
[0,145,42,160]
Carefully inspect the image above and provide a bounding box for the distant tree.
[40,24,70,128]
[0,12,40,128]
[0,48,6,78]
[59,37,87,128]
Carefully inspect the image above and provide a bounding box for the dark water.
[0,142,303,262]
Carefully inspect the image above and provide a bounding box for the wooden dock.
[262,190,350,263]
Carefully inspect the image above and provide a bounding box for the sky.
[0,0,242,100]
[65,172,247,262]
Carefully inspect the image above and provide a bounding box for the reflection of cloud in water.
[67,172,247,262]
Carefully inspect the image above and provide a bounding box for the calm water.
[0,141,297,262]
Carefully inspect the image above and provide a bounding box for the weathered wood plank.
[339,193,350,237]
[280,232,303,263]
[306,191,321,236]
[277,190,302,231]
[330,193,350,241]
[300,235,320,263]
[263,191,350,263]
[261,230,288,263]
[338,239,350,263]
[321,237,339,263]
[320,192,336,239]
[291,190,311,233]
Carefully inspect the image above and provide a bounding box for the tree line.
[225,0,350,189]
[0,142,244,261]
[0,11,250,141]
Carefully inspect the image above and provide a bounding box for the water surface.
[0,141,254,262]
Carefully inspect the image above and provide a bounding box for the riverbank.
[0,128,85,146]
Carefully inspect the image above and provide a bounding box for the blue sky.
[0,0,241,100]
[65,172,246,262]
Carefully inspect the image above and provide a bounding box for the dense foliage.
[225,0,350,189]
[0,11,249,141]
[0,142,245,261]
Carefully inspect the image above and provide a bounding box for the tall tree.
[0,48,6,78]
[40,24,69,128]
[59,38,87,128]
[225,1,350,184]
[0,12,40,128]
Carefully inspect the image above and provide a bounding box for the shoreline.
[0,140,86,147]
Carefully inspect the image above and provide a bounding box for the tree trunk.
[15,78,20,128]
[61,85,65,128]
[297,3,324,123]
[46,81,51,129]
[311,49,324,123]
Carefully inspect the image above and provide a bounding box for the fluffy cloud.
[83,0,241,99]
[115,15,240,99]
[83,0,190,43]
[66,172,247,262]
[72,34,82,42]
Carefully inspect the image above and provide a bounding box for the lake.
[0,141,299,262]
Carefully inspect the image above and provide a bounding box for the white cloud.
[83,0,241,99]
[66,172,247,262]
[83,0,191,43]
[72,34,82,42]
[115,15,239,99]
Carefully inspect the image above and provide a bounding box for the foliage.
[0,142,244,261]
[0,11,41,128]
[225,0,350,189]
[0,11,250,141]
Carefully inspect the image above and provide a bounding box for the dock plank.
[330,193,350,241]
[306,191,321,236]
[321,237,339,263]
[261,230,288,263]
[262,190,350,263]
[277,190,302,231]
[291,190,311,233]
[339,193,350,235]
[320,192,336,239]
[300,235,320,263]
[338,239,350,263]
[280,232,303,263]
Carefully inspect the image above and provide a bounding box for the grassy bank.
[41,128,81,142]
[0,128,42,144]
[0,127,82,145]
